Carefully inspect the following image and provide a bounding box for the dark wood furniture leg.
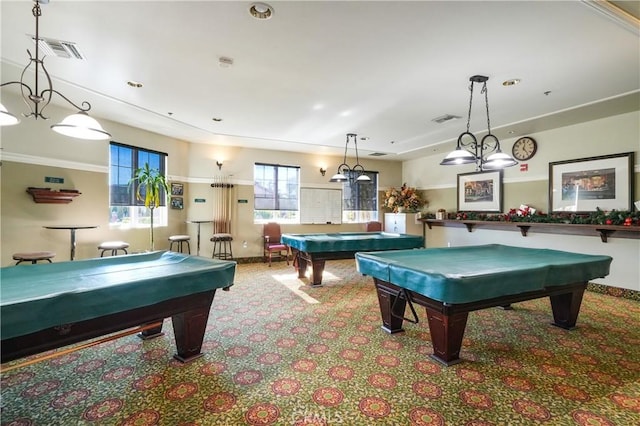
[172,305,211,362]
[374,279,406,333]
[549,287,585,329]
[424,307,468,366]
[138,321,165,339]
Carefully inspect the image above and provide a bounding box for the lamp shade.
[51,111,111,140]
[0,103,20,126]
[483,150,518,169]
[329,172,348,182]
[439,148,476,165]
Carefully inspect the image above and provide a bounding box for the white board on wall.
[300,188,342,224]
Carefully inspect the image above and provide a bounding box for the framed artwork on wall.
[457,170,503,212]
[171,182,184,196]
[170,197,184,210]
[548,152,634,213]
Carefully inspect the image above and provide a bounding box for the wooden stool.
[169,235,191,254]
[98,241,130,257]
[13,251,56,265]
[210,233,233,260]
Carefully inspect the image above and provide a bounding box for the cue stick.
[0,321,163,374]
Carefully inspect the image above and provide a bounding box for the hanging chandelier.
[329,133,371,183]
[440,75,517,171]
[0,0,111,140]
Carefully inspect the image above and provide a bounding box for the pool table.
[282,232,424,285]
[1,251,236,364]
[355,244,612,366]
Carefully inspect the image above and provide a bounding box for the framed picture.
[457,170,503,212]
[171,182,184,196]
[549,152,634,213]
[170,197,184,210]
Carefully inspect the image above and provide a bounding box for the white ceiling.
[1,1,639,161]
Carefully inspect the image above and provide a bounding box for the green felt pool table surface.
[355,244,612,365]
[1,251,236,364]
[355,244,612,304]
[281,231,424,285]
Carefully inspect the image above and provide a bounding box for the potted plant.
[129,163,170,251]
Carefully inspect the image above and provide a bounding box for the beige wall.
[403,111,640,291]
[0,93,403,265]
[1,93,638,290]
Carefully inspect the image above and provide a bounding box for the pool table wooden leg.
[425,308,468,366]
[374,279,406,333]
[171,304,213,363]
[138,321,165,340]
[549,286,585,330]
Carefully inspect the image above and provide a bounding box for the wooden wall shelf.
[423,219,640,243]
[27,187,81,204]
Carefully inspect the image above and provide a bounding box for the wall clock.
[512,136,537,161]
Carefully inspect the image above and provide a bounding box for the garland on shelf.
[426,207,640,226]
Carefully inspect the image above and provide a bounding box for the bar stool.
[169,235,191,254]
[12,251,56,265]
[211,233,233,260]
[98,241,129,257]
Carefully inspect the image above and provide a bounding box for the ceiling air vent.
[369,152,387,157]
[431,114,461,124]
[29,35,86,60]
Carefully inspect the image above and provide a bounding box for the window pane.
[342,171,379,223]
[109,142,168,227]
[254,163,300,222]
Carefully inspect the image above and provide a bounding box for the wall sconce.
[320,167,327,176]
[216,161,223,170]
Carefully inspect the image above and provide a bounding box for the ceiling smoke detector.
[249,3,274,20]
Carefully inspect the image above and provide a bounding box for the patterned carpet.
[1,259,639,425]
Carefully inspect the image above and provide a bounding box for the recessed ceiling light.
[212,117,223,122]
[127,80,143,88]
[502,79,521,86]
[249,3,274,20]
[360,136,369,141]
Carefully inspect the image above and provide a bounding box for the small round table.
[186,220,213,256]
[44,225,98,260]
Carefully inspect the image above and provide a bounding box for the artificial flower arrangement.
[384,183,425,213]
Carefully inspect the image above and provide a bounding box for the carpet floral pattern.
[1,259,639,425]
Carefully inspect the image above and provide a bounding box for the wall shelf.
[422,219,640,243]
[26,187,81,204]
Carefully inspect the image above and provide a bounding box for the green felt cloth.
[0,251,236,340]
[281,232,424,252]
[355,244,612,304]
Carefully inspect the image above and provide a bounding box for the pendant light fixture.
[0,0,111,140]
[329,133,371,183]
[440,75,517,171]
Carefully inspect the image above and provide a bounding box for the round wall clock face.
[512,137,537,161]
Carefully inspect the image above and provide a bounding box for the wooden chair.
[365,221,383,232]
[263,222,289,267]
